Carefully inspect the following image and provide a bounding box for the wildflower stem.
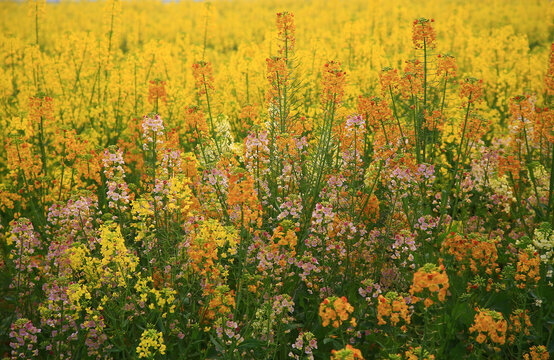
[548,144,554,227]
[203,76,222,156]
[438,97,471,232]
[516,297,528,359]
[423,38,428,162]
[38,114,47,177]
[520,106,542,219]
[388,85,407,148]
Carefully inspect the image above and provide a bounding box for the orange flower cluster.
[148,79,167,106]
[401,59,423,97]
[266,56,288,107]
[523,345,550,360]
[239,104,260,127]
[509,95,535,125]
[424,110,444,132]
[192,61,214,95]
[181,153,200,184]
[498,155,522,181]
[459,77,484,104]
[412,18,436,50]
[534,107,554,145]
[188,233,220,279]
[330,345,364,360]
[183,105,208,140]
[228,172,262,230]
[437,54,457,79]
[201,285,235,323]
[403,346,435,360]
[321,61,346,105]
[379,67,400,94]
[319,296,356,328]
[469,308,507,347]
[441,233,499,276]
[276,12,295,55]
[271,225,297,253]
[508,309,532,344]
[5,140,43,185]
[409,263,449,307]
[357,193,380,223]
[465,114,489,141]
[515,251,541,289]
[28,95,54,124]
[376,292,411,331]
[468,239,499,275]
[356,96,393,130]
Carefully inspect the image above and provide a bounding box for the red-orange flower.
[276,12,295,55]
[412,18,436,50]
[321,61,346,105]
[192,61,214,95]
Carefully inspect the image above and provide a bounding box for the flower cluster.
[319,296,356,328]
[321,61,347,105]
[376,292,411,331]
[276,11,295,55]
[148,79,167,106]
[523,345,550,360]
[330,345,364,360]
[515,250,541,289]
[289,331,318,360]
[192,60,214,95]
[412,18,436,49]
[136,329,166,359]
[507,309,532,344]
[469,308,508,347]
[409,263,449,307]
[8,318,41,359]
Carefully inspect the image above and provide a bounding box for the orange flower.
[459,77,484,105]
[409,263,449,306]
[437,54,457,79]
[534,107,554,145]
[29,94,54,124]
[523,345,550,360]
[465,113,489,141]
[515,251,541,289]
[356,96,393,131]
[228,171,262,230]
[276,12,295,55]
[200,286,235,323]
[404,346,435,360]
[192,60,214,95]
[412,18,436,50]
[379,67,400,96]
[401,59,423,97]
[266,56,288,108]
[442,233,500,277]
[321,61,346,105]
[148,79,167,105]
[469,308,507,347]
[424,110,445,132]
[498,155,521,181]
[239,104,260,127]
[376,292,411,329]
[508,309,532,344]
[331,345,364,360]
[319,296,356,329]
[183,105,208,140]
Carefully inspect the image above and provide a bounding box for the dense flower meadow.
[0,0,553,359]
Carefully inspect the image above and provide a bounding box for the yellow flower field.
[0,0,552,359]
